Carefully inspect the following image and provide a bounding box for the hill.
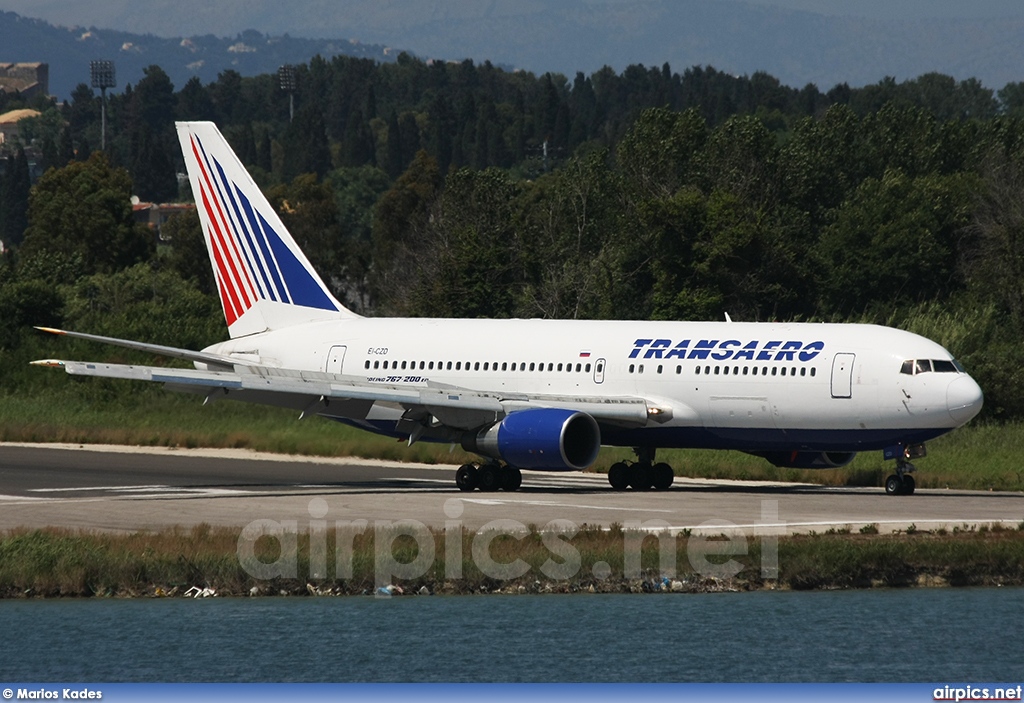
[0,11,402,99]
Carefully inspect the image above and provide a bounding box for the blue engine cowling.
[462,408,601,471]
[755,451,857,469]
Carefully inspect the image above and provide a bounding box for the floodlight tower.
[278,64,296,123]
[90,60,116,151]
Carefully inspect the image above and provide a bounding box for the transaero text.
[629,339,825,362]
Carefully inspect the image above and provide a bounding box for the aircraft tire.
[628,463,653,491]
[501,465,522,491]
[456,464,479,492]
[903,475,916,495]
[608,462,630,490]
[478,463,502,492]
[651,462,674,490]
[884,474,903,496]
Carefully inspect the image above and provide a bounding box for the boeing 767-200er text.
[33,122,984,496]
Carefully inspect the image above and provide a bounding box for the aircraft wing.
[33,326,252,370]
[30,356,665,437]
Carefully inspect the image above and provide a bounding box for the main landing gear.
[884,443,925,496]
[607,447,675,491]
[455,462,523,492]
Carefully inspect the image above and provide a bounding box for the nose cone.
[947,375,984,425]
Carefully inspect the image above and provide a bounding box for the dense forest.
[2,55,1024,419]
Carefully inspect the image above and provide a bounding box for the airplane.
[32,121,984,497]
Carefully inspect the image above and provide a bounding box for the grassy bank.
[2,383,1022,491]
[2,524,1023,598]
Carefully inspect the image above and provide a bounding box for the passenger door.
[830,353,855,398]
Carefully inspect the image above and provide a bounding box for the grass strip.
[1,524,1022,598]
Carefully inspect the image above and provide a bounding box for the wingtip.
[30,359,66,368]
[34,326,64,335]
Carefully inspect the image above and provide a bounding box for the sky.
[734,0,1024,19]
[4,0,1024,38]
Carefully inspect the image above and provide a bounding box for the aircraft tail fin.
[176,121,359,338]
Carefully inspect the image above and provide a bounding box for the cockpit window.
[901,359,961,375]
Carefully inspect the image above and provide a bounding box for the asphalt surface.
[1,443,1022,534]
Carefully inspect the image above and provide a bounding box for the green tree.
[19,153,153,280]
[164,209,214,296]
[267,174,345,299]
[814,169,975,315]
[0,147,31,247]
[370,151,443,312]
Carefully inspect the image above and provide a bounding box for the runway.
[1,442,1022,535]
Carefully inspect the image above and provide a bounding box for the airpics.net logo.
[234,497,782,592]
[934,685,1023,701]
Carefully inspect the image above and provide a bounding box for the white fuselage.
[203,317,984,454]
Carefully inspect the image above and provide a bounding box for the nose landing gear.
[884,443,925,496]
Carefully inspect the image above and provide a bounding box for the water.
[0,588,1021,682]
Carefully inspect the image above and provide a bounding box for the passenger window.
[364,360,370,369]
[915,359,932,374]
[474,362,480,371]
[800,367,806,377]
[714,366,720,375]
[401,361,407,370]
[502,363,508,371]
[676,365,682,374]
[629,364,635,373]
[548,363,554,371]
[811,368,816,377]
[446,362,452,370]
[695,366,701,375]
[657,365,663,374]
[374,360,380,369]
[530,363,536,371]
[588,363,593,373]
[723,366,730,375]
[639,364,645,373]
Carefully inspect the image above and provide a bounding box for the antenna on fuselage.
[724,312,733,323]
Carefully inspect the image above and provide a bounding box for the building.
[131,199,197,240]
[0,108,41,145]
[0,63,49,100]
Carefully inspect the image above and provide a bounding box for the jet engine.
[462,408,601,471]
[755,451,857,469]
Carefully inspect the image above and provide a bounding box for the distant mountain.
[0,12,402,100]
[4,1,1024,98]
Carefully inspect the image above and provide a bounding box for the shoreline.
[2,524,1022,599]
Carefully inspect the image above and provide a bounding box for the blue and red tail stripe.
[188,133,338,324]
